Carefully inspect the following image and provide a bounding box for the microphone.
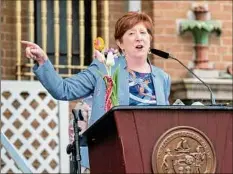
[72,109,84,122]
[70,109,82,173]
[150,48,216,105]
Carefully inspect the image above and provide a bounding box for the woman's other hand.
[78,120,88,135]
[68,120,88,142]
[21,41,48,65]
[78,103,90,135]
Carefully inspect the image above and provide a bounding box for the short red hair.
[114,11,154,42]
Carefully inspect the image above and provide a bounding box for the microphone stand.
[168,55,216,105]
[66,110,82,174]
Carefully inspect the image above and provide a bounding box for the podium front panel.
[85,106,232,173]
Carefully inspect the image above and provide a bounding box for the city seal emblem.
[152,126,216,173]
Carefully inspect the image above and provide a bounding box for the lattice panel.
[1,81,69,173]
[1,147,22,173]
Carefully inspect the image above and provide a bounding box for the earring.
[121,49,125,56]
[148,48,151,55]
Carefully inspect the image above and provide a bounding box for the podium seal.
[152,126,216,173]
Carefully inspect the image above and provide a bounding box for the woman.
[21,11,171,172]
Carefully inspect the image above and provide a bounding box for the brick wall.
[1,0,29,80]
[149,1,232,79]
[108,1,127,48]
[1,0,16,80]
[1,1,232,80]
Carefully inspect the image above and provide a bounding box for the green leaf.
[112,65,120,99]
[110,92,119,106]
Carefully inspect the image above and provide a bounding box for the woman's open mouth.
[135,45,144,50]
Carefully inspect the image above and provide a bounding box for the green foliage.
[112,65,120,100]
[180,20,222,45]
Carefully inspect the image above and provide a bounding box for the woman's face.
[118,22,151,60]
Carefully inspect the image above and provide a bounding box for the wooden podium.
[83,106,232,173]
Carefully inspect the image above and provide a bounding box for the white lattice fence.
[1,81,69,173]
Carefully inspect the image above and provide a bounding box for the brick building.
[1,1,232,77]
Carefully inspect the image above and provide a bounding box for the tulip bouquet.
[94,37,120,111]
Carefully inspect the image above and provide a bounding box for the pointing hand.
[21,41,48,65]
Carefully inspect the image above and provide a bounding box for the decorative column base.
[171,78,233,105]
[189,69,219,78]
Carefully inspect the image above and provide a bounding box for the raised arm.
[21,41,100,101]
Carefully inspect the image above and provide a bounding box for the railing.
[15,0,109,79]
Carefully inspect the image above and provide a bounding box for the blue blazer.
[33,56,171,168]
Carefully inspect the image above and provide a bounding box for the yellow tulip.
[94,37,105,51]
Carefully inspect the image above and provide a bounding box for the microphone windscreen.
[150,48,169,59]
